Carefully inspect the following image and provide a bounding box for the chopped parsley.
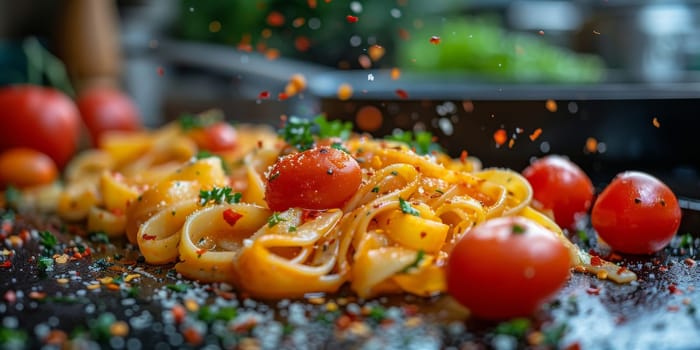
[385,130,442,155]
[37,256,54,272]
[511,224,526,234]
[402,250,425,273]
[368,306,386,322]
[576,229,589,242]
[399,197,420,216]
[0,327,27,347]
[279,114,353,150]
[88,231,110,244]
[166,283,190,293]
[288,226,297,232]
[267,212,286,228]
[199,187,242,206]
[679,233,694,249]
[371,186,380,193]
[38,231,58,251]
[330,142,350,153]
[4,186,20,207]
[494,317,531,338]
[197,305,238,323]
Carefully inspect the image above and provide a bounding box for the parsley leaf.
[679,233,694,249]
[385,130,442,155]
[38,231,58,251]
[267,212,286,228]
[315,114,352,140]
[279,116,315,150]
[166,283,190,293]
[495,318,531,338]
[402,250,425,273]
[199,187,242,206]
[399,197,420,216]
[88,231,110,244]
[512,224,526,234]
[37,256,54,272]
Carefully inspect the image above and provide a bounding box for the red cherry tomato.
[522,155,594,230]
[591,171,681,254]
[187,122,238,152]
[0,85,80,168]
[0,148,58,189]
[76,87,142,146]
[265,146,362,211]
[446,216,571,320]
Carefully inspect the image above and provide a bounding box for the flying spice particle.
[508,138,516,149]
[529,128,542,141]
[258,91,270,99]
[368,45,385,61]
[462,100,474,113]
[157,67,164,76]
[266,11,285,27]
[395,89,409,99]
[278,92,288,101]
[265,48,280,60]
[356,105,383,132]
[429,36,441,45]
[494,129,507,146]
[585,137,598,153]
[308,0,317,8]
[346,15,359,23]
[295,36,311,52]
[398,28,411,40]
[358,54,372,69]
[261,28,272,39]
[653,117,661,128]
[293,17,306,28]
[208,21,222,33]
[545,99,557,112]
[391,68,401,80]
[338,83,353,101]
[538,30,545,35]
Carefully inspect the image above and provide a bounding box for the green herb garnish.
[402,250,425,273]
[0,327,27,347]
[89,231,110,244]
[38,256,54,272]
[267,212,285,228]
[385,130,442,155]
[166,283,190,293]
[4,186,21,207]
[199,187,242,206]
[399,197,420,216]
[542,322,568,347]
[576,229,589,242]
[279,116,315,150]
[494,318,531,338]
[368,306,386,322]
[38,231,58,251]
[89,313,116,341]
[315,114,352,140]
[288,226,297,232]
[371,186,380,193]
[679,233,694,249]
[512,224,526,234]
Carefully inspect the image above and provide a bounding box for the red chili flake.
[266,11,285,27]
[590,255,603,267]
[335,315,352,330]
[301,209,321,223]
[1,221,12,235]
[295,36,311,52]
[196,248,207,257]
[346,15,359,23]
[308,0,317,8]
[538,30,545,35]
[157,67,164,76]
[586,286,601,295]
[278,92,289,101]
[172,304,186,324]
[258,91,270,99]
[237,43,253,52]
[667,305,680,312]
[668,284,683,295]
[685,258,696,266]
[29,291,46,300]
[402,304,418,316]
[659,266,668,272]
[223,209,243,226]
[529,128,542,141]
[0,260,11,268]
[616,266,628,275]
[460,150,468,164]
[4,290,16,303]
[493,129,507,146]
[110,208,124,216]
[429,36,441,45]
[73,252,82,259]
[142,233,157,241]
[395,89,409,99]
[183,327,203,346]
[233,317,258,333]
[257,140,263,149]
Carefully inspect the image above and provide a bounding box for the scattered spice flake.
[223,208,243,226]
[493,128,507,146]
[265,48,280,60]
[460,150,468,163]
[508,138,516,149]
[278,92,289,101]
[261,28,272,39]
[56,278,69,284]
[391,67,401,80]
[346,15,359,23]
[538,30,545,35]
[462,100,474,112]
[653,117,661,128]
[429,35,441,45]
[308,0,317,8]
[669,284,683,295]
[585,137,598,153]
[529,128,543,141]
[258,91,270,99]
[355,105,383,132]
[593,30,601,35]
[157,66,164,76]
[266,11,285,27]
[29,291,47,300]
[358,54,372,69]
[685,258,696,267]
[590,255,603,266]
[289,73,307,91]
[0,260,11,268]
[295,36,311,52]
[293,17,306,28]
[395,89,409,99]
[337,83,353,101]
[545,99,558,112]
[208,20,222,33]
[172,304,186,324]
[142,233,157,241]
[183,327,203,346]
[368,45,385,61]
[398,28,410,40]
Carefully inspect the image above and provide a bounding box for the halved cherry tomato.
[0,85,80,168]
[77,87,142,146]
[0,148,58,189]
[446,216,571,320]
[265,146,362,211]
[591,171,681,254]
[522,155,594,230]
[187,122,238,152]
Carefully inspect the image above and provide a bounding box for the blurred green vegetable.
[397,17,605,83]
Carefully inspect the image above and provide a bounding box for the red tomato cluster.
[0,84,141,188]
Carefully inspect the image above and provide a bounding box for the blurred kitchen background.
[2,0,700,195]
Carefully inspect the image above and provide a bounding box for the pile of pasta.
[52,118,635,299]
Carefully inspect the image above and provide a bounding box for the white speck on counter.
[492,334,517,350]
